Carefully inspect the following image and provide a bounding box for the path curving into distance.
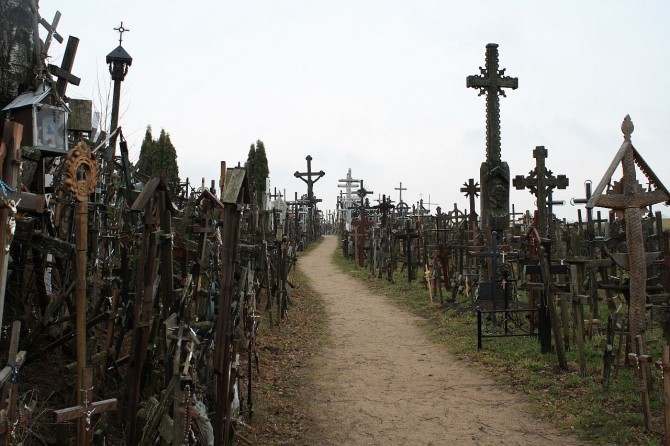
[298,235,585,446]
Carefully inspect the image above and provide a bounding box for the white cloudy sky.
[39,1,670,220]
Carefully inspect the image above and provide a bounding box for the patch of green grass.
[332,248,666,445]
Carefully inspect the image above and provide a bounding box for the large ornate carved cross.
[587,115,670,340]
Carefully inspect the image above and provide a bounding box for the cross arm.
[512,175,532,191]
[498,76,518,89]
[54,398,118,422]
[466,74,490,89]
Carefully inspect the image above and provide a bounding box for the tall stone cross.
[513,146,568,238]
[587,115,670,341]
[467,43,518,232]
[460,178,480,230]
[294,155,325,207]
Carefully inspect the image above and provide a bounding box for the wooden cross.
[571,180,594,240]
[466,43,518,164]
[48,36,81,97]
[587,115,670,340]
[39,11,64,57]
[394,221,421,282]
[351,207,372,268]
[294,155,324,206]
[513,146,569,238]
[64,142,98,441]
[460,178,480,229]
[54,367,117,445]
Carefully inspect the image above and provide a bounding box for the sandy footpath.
[297,235,584,446]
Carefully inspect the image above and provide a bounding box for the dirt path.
[297,235,583,446]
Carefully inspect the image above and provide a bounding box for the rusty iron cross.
[467,43,518,164]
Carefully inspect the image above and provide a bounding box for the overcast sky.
[39,1,670,220]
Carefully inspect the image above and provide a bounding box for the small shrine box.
[1,85,69,156]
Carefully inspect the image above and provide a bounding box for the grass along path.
[333,241,666,445]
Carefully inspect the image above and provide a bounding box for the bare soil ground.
[297,235,585,446]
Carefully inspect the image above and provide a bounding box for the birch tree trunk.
[0,0,39,112]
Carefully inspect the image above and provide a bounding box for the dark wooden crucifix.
[587,115,670,341]
[294,155,324,207]
[467,43,518,233]
[513,146,569,238]
[460,178,480,230]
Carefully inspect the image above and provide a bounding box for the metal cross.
[460,178,480,229]
[114,21,130,46]
[467,43,518,164]
[395,182,407,205]
[513,146,568,238]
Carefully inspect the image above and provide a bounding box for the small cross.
[39,11,64,57]
[395,182,407,204]
[114,21,130,46]
[460,178,481,228]
[54,367,117,444]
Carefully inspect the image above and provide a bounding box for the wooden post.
[655,345,670,446]
[0,321,29,443]
[0,122,23,328]
[64,142,98,442]
[538,246,568,371]
[569,265,587,376]
[628,335,653,432]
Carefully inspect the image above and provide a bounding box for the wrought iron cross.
[394,181,407,205]
[114,21,130,45]
[467,43,518,164]
[513,146,568,238]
